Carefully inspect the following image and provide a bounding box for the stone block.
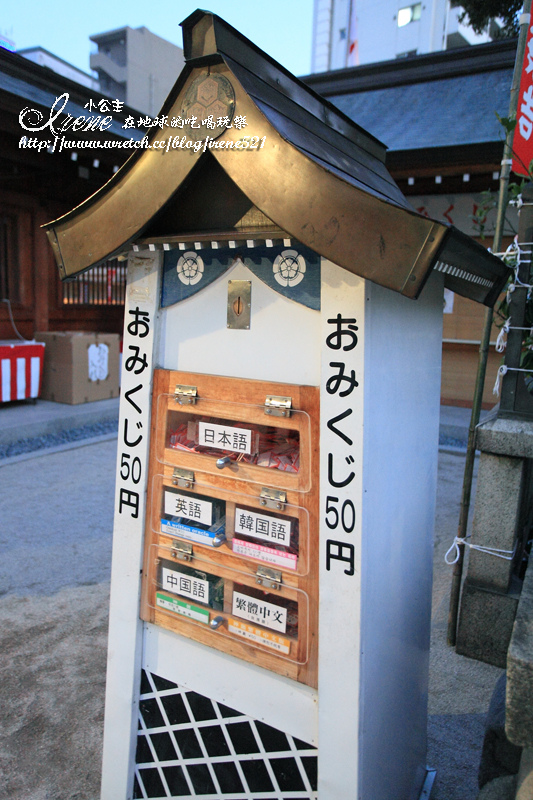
[506,563,533,749]
[476,775,517,800]
[468,453,524,592]
[476,417,533,458]
[456,579,520,668]
[515,749,533,800]
[478,673,522,788]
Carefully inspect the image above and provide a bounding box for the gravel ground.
[0,419,118,460]
[0,442,503,800]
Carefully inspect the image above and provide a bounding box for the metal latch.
[256,566,282,590]
[259,487,286,511]
[172,468,195,489]
[264,395,292,417]
[171,540,193,562]
[174,384,197,405]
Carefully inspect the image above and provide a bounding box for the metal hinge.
[259,487,286,511]
[264,395,292,417]
[174,384,197,405]
[171,540,193,562]
[256,566,282,590]
[172,468,195,489]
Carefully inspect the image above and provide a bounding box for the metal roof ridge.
[180,9,387,158]
[303,37,517,96]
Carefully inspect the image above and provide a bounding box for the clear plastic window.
[152,475,308,574]
[168,412,301,473]
[148,544,309,664]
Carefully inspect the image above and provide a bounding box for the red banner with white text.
[513,22,533,176]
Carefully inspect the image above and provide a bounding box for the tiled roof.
[329,69,512,151]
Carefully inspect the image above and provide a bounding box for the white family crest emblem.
[273,249,306,287]
[176,252,204,285]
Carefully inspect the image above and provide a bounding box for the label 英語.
[164,490,212,526]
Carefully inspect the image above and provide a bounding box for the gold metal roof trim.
[43,10,509,307]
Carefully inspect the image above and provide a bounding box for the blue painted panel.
[161,243,321,310]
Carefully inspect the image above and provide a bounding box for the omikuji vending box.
[44,10,509,800]
[143,370,319,687]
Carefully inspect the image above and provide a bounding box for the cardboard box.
[35,331,120,404]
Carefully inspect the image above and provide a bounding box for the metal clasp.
[264,395,292,417]
[172,468,195,489]
[174,384,197,405]
[259,487,286,511]
[216,456,232,469]
[170,540,193,562]
[210,615,226,630]
[256,566,282,590]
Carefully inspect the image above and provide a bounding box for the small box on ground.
[35,331,119,404]
[0,340,45,403]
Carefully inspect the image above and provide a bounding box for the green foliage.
[471,190,498,238]
[470,179,525,239]
[457,0,522,37]
[496,113,517,136]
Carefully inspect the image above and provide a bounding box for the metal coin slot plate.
[174,384,197,404]
[256,565,282,590]
[170,539,193,562]
[259,487,287,511]
[172,467,195,489]
[227,280,251,330]
[264,395,292,417]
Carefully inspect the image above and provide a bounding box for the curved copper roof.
[44,10,509,306]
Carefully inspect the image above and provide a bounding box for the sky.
[2,0,314,77]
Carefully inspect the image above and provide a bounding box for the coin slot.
[227,280,251,329]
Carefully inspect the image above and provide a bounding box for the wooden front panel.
[141,369,319,688]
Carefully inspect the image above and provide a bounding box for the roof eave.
[42,10,511,307]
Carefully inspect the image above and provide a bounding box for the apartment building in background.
[90,26,184,114]
[312,0,500,71]
[18,47,99,90]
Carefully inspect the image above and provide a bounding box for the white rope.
[495,319,533,352]
[513,274,533,290]
[496,317,511,352]
[445,536,515,565]
[494,364,507,395]
[493,239,520,262]
[493,364,533,395]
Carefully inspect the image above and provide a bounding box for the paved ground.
[0,426,505,800]
[0,397,119,445]
[429,452,502,799]
[0,439,117,800]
